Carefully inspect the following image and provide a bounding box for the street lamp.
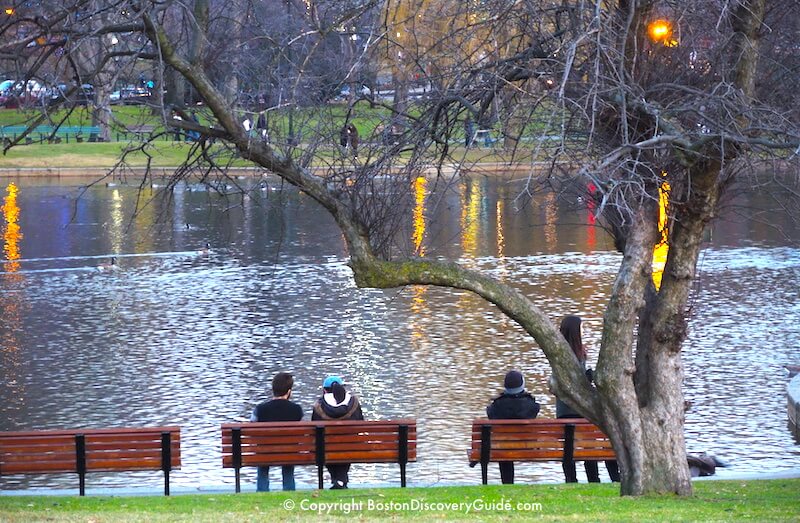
[647,19,678,47]
[4,7,14,15]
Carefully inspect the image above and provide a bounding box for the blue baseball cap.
[322,375,343,389]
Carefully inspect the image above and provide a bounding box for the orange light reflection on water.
[412,176,427,256]
[652,180,671,289]
[460,180,480,260]
[1,182,25,423]
[2,182,22,272]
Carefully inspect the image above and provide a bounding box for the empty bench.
[0,426,180,495]
[467,418,614,484]
[221,419,416,492]
[0,125,102,143]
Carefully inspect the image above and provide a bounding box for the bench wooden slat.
[0,451,77,463]
[573,449,616,459]
[490,450,564,460]
[1,444,76,454]
[2,427,179,438]
[234,443,317,455]
[225,453,317,467]
[1,461,78,474]
[86,441,181,452]
[1,436,78,447]
[225,434,316,445]
[325,450,404,462]
[222,427,315,439]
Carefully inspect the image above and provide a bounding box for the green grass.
[0,480,798,522]
[0,138,543,169]
[0,105,161,128]
[0,142,258,169]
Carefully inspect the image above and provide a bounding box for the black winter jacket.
[486,392,541,419]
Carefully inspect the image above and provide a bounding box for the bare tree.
[3,0,799,496]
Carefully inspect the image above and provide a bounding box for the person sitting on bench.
[486,370,541,484]
[250,372,303,491]
[311,375,364,489]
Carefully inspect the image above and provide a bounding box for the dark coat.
[311,391,364,421]
[486,392,541,420]
[556,367,593,418]
[251,398,302,422]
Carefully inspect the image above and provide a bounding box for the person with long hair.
[556,315,620,483]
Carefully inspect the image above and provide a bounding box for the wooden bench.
[221,419,416,492]
[467,418,614,484]
[0,426,180,495]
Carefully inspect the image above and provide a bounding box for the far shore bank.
[0,162,553,180]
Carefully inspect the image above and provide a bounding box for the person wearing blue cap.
[250,372,303,491]
[486,370,541,484]
[312,375,364,489]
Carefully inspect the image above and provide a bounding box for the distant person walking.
[339,123,359,157]
[256,112,268,140]
[464,117,475,148]
[250,372,303,492]
[486,370,541,484]
[311,375,364,489]
[555,315,620,483]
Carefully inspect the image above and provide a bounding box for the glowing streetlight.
[4,7,14,15]
[647,19,677,46]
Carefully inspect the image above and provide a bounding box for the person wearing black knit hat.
[486,370,541,484]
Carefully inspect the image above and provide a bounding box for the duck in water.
[97,257,117,271]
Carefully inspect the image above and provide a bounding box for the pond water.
[1,174,799,492]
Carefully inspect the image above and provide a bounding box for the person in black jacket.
[311,376,364,489]
[486,370,541,484]
[555,315,620,483]
[250,372,303,492]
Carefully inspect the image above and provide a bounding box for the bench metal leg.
[232,428,242,493]
[398,425,409,488]
[563,424,576,482]
[480,425,491,485]
[315,426,326,489]
[75,434,86,496]
[161,432,172,496]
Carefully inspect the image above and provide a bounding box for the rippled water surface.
[1,176,798,491]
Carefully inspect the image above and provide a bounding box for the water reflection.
[2,182,22,272]
[653,179,671,289]
[1,182,26,427]
[0,176,798,490]
[460,178,481,260]
[412,177,427,256]
[543,191,557,251]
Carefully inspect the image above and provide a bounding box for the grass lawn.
[0,139,543,170]
[0,142,252,169]
[0,480,798,522]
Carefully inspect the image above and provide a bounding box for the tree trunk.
[91,86,112,142]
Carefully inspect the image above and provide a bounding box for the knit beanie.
[504,370,525,394]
